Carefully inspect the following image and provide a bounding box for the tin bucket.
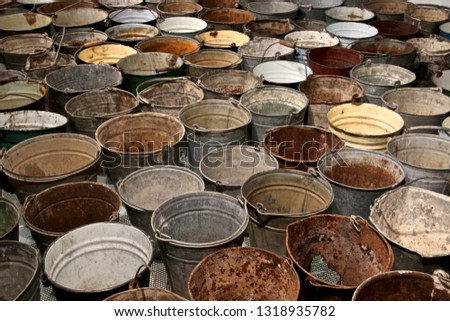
[407,37,450,65]
[199,145,279,197]
[25,51,77,81]
[137,77,204,117]
[404,3,449,37]
[307,47,365,77]
[237,37,295,71]
[105,24,159,46]
[76,43,137,65]
[317,149,405,219]
[264,125,344,171]
[188,246,300,300]
[326,22,379,48]
[299,75,364,128]
[109,8,158,25]
[52,28,108,56]
[325,7,375,24]
[241,169,334,255]
[117,52,184,94]
[0,13,51,37]
[370,185,450,273]
[0,241,40,300]
[195,30,250,50]
[1,133,101,203]
[99,0,143,9]
[37,1,97,16]
[0,69,26,82]
[253,60,313,88]
[297,0,344,21]
[381,87,450,129]
[179,99,251,168]
[156,2,203,17]
[327,103,404,152]
[369,20,419,41]
[387,134,450,194]
[201,0,238,8]
[353,270,450,300]
[136,35,201,56]
[246,1,298,20]
[117,165,205,258]
[0,79,46,112]
[45,64,123,117]
[0,33,53,71]
[350,38,416,66]
[151,191,248,298]
[157,17,208,39]
[286,214,394,300]
[239,86,309,142]
[199,8,256,32]
[43,222,153,300]
[350,60,416,104]
[52,8,109,30]
[363,1,408,21]
[0,196,20,240]
[432,70,450,96]
[197,69,263,100]
[243,19,295,39]
[23,181,121,252]
[65,88,138,138]
[292,18,327,32]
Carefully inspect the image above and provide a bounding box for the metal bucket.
[326,22,379,48]
[387,134,450,194]
[137,77,204,117]
[188,246,300,300]
[325,6,375,24]
[105,24,159,46]
[179,99,251,168]
[117,52,184,94]
[99,0,143,9]
[0,241,40,300]
[264,125,344,171]
[151,191,248,298]
[95,112,185,184]
[199,8,256,32]
[237,37,295,71]
[404,3,449,37]
[52,8,109,30]
[350,60,417,104]
[353,270,450,300]
[327,103,404,152]
[195,30,250,50]
[1,133,101,203]
[109,8,158,25]
[183,49,242,82]
[76,43,137,65]
[52,28,108,55]
[292,18,327,32]
[407,37,450,65]
[0,13,51,36]
[299,75,365,128]
[440,21,450,40]
[157,17,208,39]
[381,87,450,129]
[43,222,153,300]
[0,33,53,71]
[0,110,68,148]
[156,2,203,17]
[0,196,20,240]
[440,116,450,139]
[117,166,205,258]
[253,60,313,88]
[317,149,406,219]
[0,79,46,112]
[197,69,263,100]
[297,0,344,21]
[432,70,450,96]
[363,1,408,21]
[241,169,334,255]
[45,64,123,117]
[245,2,298,20]
[369,20,419,40]
[136,35,201,56]
[0,69,26,82]
[286,214,394,300]
[239,86,309,142]
[23,181,121,252]
[25,51,77,81]
[202,0,238,8]
[307,46,365,77]
[37,1,97,16]
[199,145,279,197]
[243,19,295,39]
[370,185,450,273]
[350,38,416,66]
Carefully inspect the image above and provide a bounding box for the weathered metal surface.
[350,38,416,66]
[0,196,20,240]
[195,30,249,49]
[105,23,159,46]
[407,37,450,64]
[432,69,450,96]
[157,2,203,17]
[325,7,375,24]
[76,43,137,65]
[0,13,51,36]
[157,17,208,39]
[292,18,327,32]
[52,28,108,55]
[243,19,295,39]
[0,241,40,301]
[136,35,201,56]
[363,1,408,21]
[109,7,158,25]
[297,0,344,21]
[307,47,365,77]
[25,51,76,81]
[284,31,339,64]
[0,79,46,111]
[151,191,248,298]
[286,214,394,300]
[246,2,298,20]
[99,0,142,9]
[37,1,97,15]
[105,286,186,301]
[199,8,256,31]
[404,3,449,37]
[52,7,109,30]
[43,222,153,300]
[202,0,238,8]
[188,247,300,300]
[369,20,419,40]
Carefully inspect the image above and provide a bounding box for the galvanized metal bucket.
[406,37,450,64]
[188,246,300,300]
[0,13,52,36]
[179,99,251,168]
[117,166,205,258]
[52,28,108,55]
[0,241,40,300]
[286,214,394,300]
[404,3,449,37]
[243,19,295,39]
[105,23,159,46]
[65,87,139,138]
[25,51,77,81]
[241,169,334,255]
[0,79,46,112]
[370,185,450,273]
[317,149,406,219]
[23,181,121,252]
[43,222,153,300]
[199,8,256,31]
[297,0,344,21]
[363,1,407,21]
[307,46,365,77]
[52,7,109,30]
[151,191,249,298]
[387,134,450,194]
[350,38,416,66]
[75,43,137,65]
[0,196,20,240]
[199,145,278,197]
[240,86,308,142]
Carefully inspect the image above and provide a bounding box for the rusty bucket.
[25,51,77,81]
[136,35,201,56]
[156,2,203,17]
[0,196,20,241]
[307,46,365,77]
[188,247,300,300]
[243,19,295,39]
[363,1,408,21]
[52,28,108,56]
[199,8,256,31]
[286,214,394,300]
[404,3,449,37]
[369,20,419,41]
[105,23,159,46]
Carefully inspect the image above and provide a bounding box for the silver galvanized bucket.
[95,112,185,184]
[387,134,450,194]
[245,1,298,20]
[239,86,309,142]
[157,17,208,39]
[317,149,406,219]
[0,196,20,241]
[117,166,205,258]
[25,51,77,81]
[404,3,449,37]
[0,241,40,300]
[43,222,153,300]
[241,168,334,255]
[179,99,251,168]
[151,191,249,298]
[297,0,344,21]
[65,88,139,138]
[52,28,108,56]
[407,37,450,65]
[199,145,279,197]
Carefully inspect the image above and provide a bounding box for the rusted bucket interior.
[369,20,419,40]
[105,287,186,301]
[244,19,294,37]
[136,36,200,56]
[200,8,256,24]
[308,47,365,76]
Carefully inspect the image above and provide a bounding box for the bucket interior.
[53,29,107,49]
[136,37,200,56]
[117,53,183,76]
[300,76,364,104]
[106,24,159,43]
[0,80,46,111]
[200,8,255,24]
[244,19,294,36]
[77,44,137,65]
[184,49,241,68]
[138,80,203,108]
[0,36,52,55]
[352,64,416,86]
[0,198,19,238]
[0,13,51,31]
[308,47,364,69]
[52,8,108,27]
[199,70,261,95]
[105,287,186,301]
[238,38,294,58]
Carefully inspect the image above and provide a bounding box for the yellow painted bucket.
[76,43,137,65]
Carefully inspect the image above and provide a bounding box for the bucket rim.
[184,48,242,68]
[199,7,256,24]
[350,61,417,87]
[0,79,47,111]
[0,110,68,132]
[197,69,263,95]
[116,52,184,77]
[51,7,109,28]
[0,196,21,239]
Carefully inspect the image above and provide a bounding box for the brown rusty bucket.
[188,247,300,301]
[369,20,419,41]
[243,19,295,39]
[307,47,365,77]
[135,35,201,56]
[199,8,256,31]
[286,214,394,300]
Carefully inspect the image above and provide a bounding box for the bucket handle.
[286,108,300,124]
[129,264,157,290]
[433,269,450,289]
[350,215,367,233]
[135,76,190,97]
[404,126,450,134]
